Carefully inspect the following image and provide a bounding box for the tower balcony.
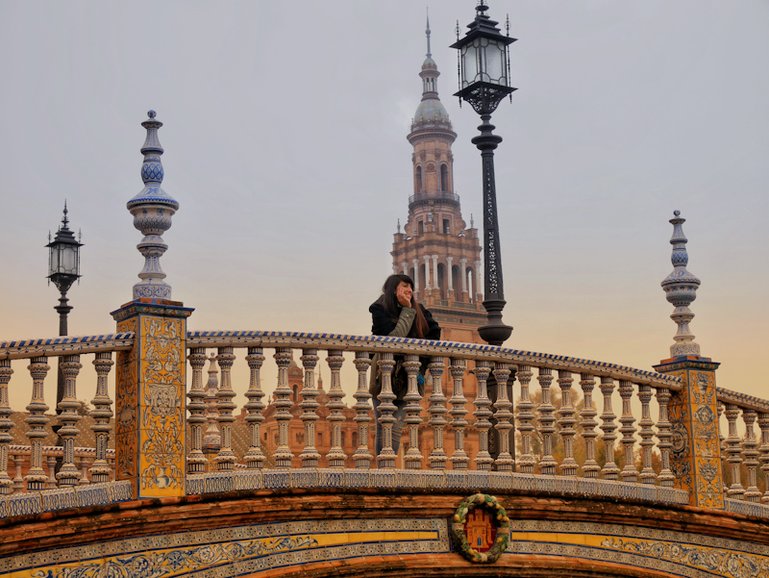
[408,190,460,206]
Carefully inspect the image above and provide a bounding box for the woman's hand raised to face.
[395,281,413,308]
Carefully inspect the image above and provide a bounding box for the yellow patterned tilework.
[137,315,187,498]
[666,366,724,509]
[4,530,440,577]
[511,530,769,577]
[114,317,138,488]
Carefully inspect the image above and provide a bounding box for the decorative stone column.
[474,259,483,302]
[111,111,193,499]
[412,258,420,294]
[431,254,439,297]
[460,257,468,301]
[446,256,454,300]
[654,211,723,509]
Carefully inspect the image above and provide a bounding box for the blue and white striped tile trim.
[0,333,135,360]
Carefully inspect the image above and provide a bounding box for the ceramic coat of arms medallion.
[451,493,510,563]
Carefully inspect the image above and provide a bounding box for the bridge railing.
[716,386,769,504]
[1,330,768,517]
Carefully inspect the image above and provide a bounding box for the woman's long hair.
[379,274,429,338]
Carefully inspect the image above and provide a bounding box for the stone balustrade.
[1,330,767,520]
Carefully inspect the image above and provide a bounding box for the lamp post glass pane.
[461,43,479,88]
[484,39,506,85]
[61,245,77,274]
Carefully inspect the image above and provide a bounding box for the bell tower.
[391,16,486,343]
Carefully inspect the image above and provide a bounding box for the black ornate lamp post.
[451,0,515,346]
[47,203,82,407]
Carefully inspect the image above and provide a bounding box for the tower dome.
[409,13,454,135]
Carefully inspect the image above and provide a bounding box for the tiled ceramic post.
[654,211,723,509]
[111,111,193,499]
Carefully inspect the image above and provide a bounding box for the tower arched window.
[440,164,449,191]
[416,166,423,192]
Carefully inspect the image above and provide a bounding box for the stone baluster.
[56,354,83,486]
[427,357,448,469]
[46,455,57,489]
[186,348,208,473]
[23,357,49,491]
[718,402,727,494]
[376,353,397,469]
[202,354,221,456]
[655,387,675,487]
[78,454,90,485]
[742,410,761,502]
[472,361,493,471]
[638,384,656,484]
[537,367,556,475]
[493,363,514,472]
[325,351,347,468]
[724,404,744,498]
[0,359,14,494]
[579,374,600,478]
[214,347,237,471]
[352,352,373,469]
[515,366,536,474]
[557,370,577,476]
[89,352,114,484]
[243,348,266,469]
[403,354,423,469]
[299,349,321,468]
[758,413,769,503]
[618,380,638,482]
[599,377,620,480]
[449,358,469,470]
[12,454,24,491]
[273,348,294,468]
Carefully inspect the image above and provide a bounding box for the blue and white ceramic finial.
[127,110,179,301]
[661,210,701,357]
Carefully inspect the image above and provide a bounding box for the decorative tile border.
[0,481,133,518]
[510,519,769,578]
[0,517,449,577]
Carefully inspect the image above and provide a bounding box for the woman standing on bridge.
[369,274,441,457]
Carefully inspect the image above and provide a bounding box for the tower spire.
[425,8,432,58]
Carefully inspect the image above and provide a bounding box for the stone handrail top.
[0,329,682,389]
[187,329,681,389]
[717,386,769,413]
[0,333,136,360]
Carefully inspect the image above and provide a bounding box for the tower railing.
[5,329,767,519]
[408,191,460,205]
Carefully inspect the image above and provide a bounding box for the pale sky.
[1,1,767,409]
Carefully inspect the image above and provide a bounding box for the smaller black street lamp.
[47,203,82,411]
[451,0,515,346]
[47,203,82,337]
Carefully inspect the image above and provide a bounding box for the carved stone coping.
[717,387,769,413]
[187,330,682,390]
[186,468,690,507]
[0,333,135,360]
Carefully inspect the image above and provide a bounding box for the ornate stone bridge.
[1,113,767,577]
